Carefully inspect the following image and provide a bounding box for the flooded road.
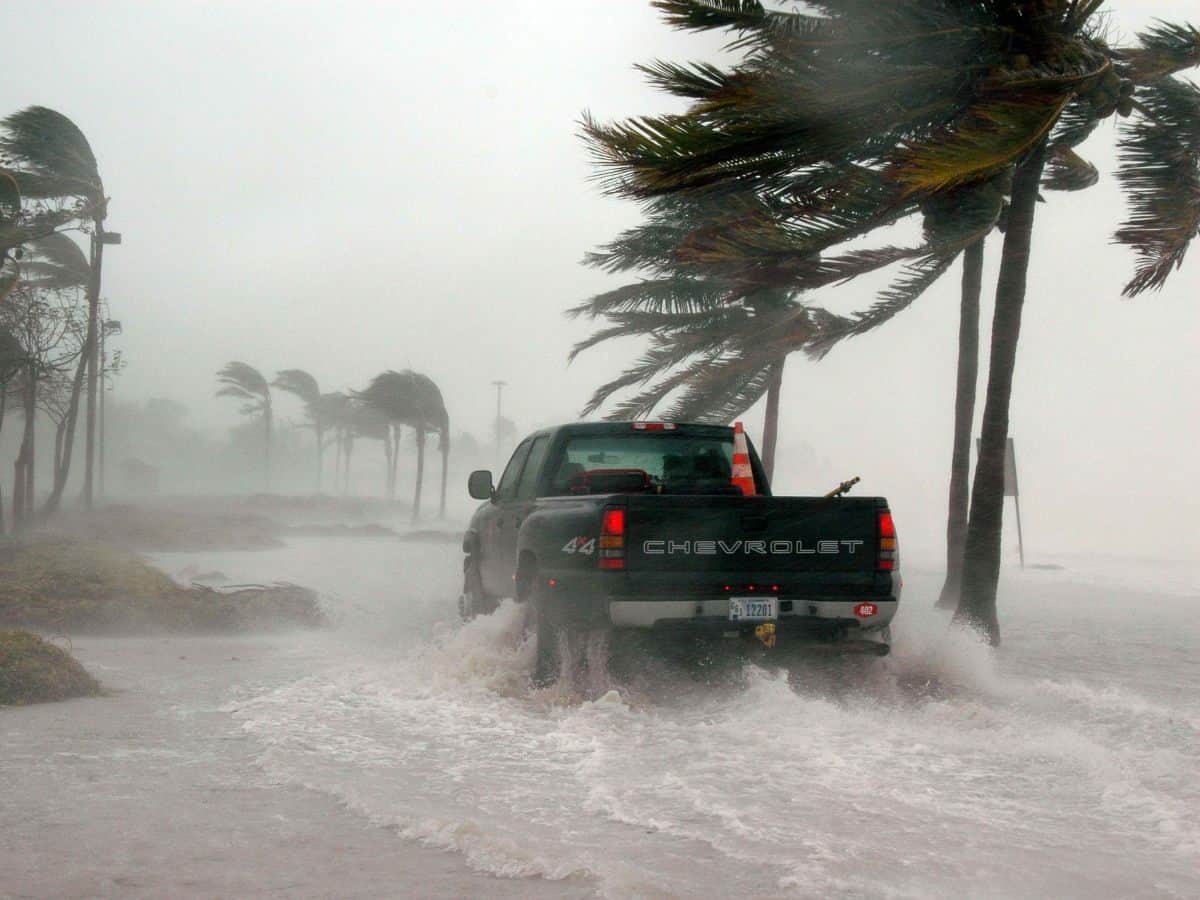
[3,536,1198,898]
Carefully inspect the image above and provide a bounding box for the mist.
[2,3,1198,898]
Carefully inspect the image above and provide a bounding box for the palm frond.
[272,368,321,406]
[1042,145,1099,191]
[215,362,271,413]
[1114,76,1200,295]
[1118,21,1200,83]
[889,94,1073,196]
[20,233,90,290]
[808,249,962,358]
[0,107,103,204]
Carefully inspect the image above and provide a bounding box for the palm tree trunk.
[20,362,36,521]
[390,425,400,501]
[315,423,324,493]
[42,341,90,515]
[439,428,449,519]
[0,386,6,534]
[334,427,344,494]
[955,143,1048,645]
[343,435,354,496]
[263,406,272,492]
[412,427,425,522]
[82,229,103,508]
[383,425,395,498]
[54,420,66,484]
[936,238,984,610]
[760,358,785,482]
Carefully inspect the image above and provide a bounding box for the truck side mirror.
[468,470,495,501]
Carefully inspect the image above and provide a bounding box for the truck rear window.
[545,433,747,496]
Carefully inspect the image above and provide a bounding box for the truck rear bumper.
[607,596,897,633]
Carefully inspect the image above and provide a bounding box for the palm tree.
[24,233,92,515]
[356,370,451,520]
[216,362,273,490]
[572,191,850,479]
[583,2,1200,644]
[272,369,330,492]
[1,106,109,509]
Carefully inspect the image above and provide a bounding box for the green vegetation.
[0,536,325,632]
[581,1,1200,644]
[0,628,101,706]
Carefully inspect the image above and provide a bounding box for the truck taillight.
[631,422,676,431]
[599,507,625,570]
[878,510,898,572]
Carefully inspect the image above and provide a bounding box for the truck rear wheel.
[459,559,496,621]
[532,600,559,687]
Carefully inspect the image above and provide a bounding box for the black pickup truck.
[462,421,900,684]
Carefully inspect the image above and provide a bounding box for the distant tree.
[273,369,331,492]
[357,370,450,519]
[216,362,273,490]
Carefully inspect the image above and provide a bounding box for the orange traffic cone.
[731,421,756,496]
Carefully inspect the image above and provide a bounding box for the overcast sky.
[3,1,1197,559]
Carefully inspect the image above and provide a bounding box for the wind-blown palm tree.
[357,370,450,519]
[583,1,1200,644]
[216,362,273,490]
[1,106,109,508]
[572,191,850,479]
[272,369,330,492]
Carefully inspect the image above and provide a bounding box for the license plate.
[728,596,778,622]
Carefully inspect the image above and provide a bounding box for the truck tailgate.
[622,495,881,576]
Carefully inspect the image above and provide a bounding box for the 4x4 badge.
[562,537,596,556]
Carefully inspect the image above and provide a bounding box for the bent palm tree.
[584,1,1200,643]
[573,191,852,479]
[357,370,451,519]
[1,106,109,508]
[273,369,328,492]
[216,362,273,490]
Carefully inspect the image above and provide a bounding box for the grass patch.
[0,629,102,706]
[0,536,326,633]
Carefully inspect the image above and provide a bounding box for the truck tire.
[532,599,559,687]
[459,559,497,621]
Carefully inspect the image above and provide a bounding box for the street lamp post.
[491,380,506,467]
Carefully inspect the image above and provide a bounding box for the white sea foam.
[190,540,1200,897]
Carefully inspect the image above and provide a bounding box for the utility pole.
[83,226,120,508]
[491,380,506,467]
[99,318,122,498]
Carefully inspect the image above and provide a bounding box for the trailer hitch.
[754,623,776,648]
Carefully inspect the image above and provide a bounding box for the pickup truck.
[462,421,900,684]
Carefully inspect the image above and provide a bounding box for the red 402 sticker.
[854,602,878,618]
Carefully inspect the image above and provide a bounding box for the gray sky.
[3,1,1197,558]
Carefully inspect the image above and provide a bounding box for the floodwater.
[3,536,1198,898]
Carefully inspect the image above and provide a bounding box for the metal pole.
[1008,438,1024,568]
[82,230,103,507]
[98,325,106,498]
[491,380,506,467]
[1012,493,1026,569]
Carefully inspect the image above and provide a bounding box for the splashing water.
[159,538,1199,898]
